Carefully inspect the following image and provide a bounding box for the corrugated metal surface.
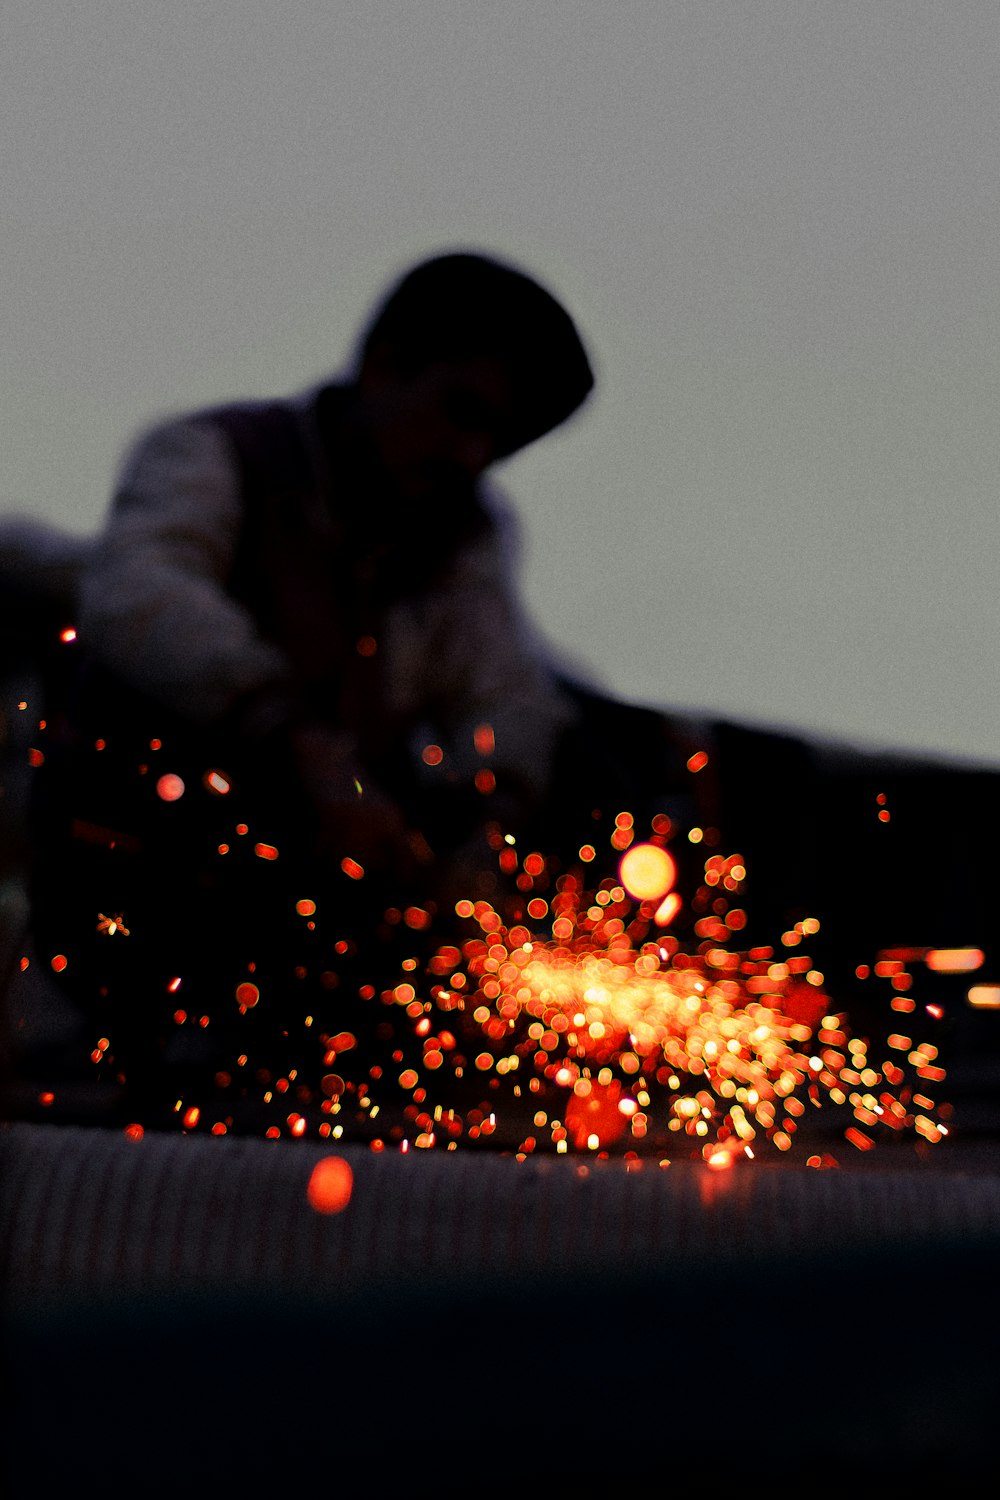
[5,1121,1000,1298]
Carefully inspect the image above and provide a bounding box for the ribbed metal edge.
[4,1121,1000,1297]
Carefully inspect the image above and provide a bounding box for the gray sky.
[4,1,998,760]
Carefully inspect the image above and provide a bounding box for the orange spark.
[619,843,677,902]
[307,1156,354,1214]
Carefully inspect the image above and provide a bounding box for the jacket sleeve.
[78,417,294,729]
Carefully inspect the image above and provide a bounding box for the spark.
[96,913,130,937]
[156,773,185,802]
[619,843,677,902]
[307,1156,354,1214]
[926,948,983,974]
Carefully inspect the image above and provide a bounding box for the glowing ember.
[619,843,676,901]
[96,912,129,937]
[653,891,683,927]
[926,947,983,974]
[307,1155,354,1214]
[155,773,185,802]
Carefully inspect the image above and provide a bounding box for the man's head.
[352,252,594,504]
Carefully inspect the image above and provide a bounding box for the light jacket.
[78,384,574,812]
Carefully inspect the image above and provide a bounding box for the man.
[71,251,595,882]
[19,252,611,1120]
[17,251,998,1135]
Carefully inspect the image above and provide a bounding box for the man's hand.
[288,721,432,880]
[316,790,433,882]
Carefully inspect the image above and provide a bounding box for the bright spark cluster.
[76,812,951,1164]
[376,856,952,1165]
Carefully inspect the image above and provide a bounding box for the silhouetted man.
[10,251,1000,1133]
[71,252,595,881]
[19,253,605,1117]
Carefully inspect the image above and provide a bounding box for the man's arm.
[78,417,293,730]
[79,415,424,875]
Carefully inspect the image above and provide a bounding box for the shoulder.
[124,388,312,453]
[117,408,239,486]
[116,392,312,494]
[107,410,248,542]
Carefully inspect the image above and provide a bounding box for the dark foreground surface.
[8,1238,1000,1492]
[5,662,1000,1490]
[4,1119,1000,1492]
